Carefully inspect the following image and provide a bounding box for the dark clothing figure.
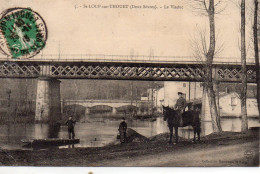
[174,96,187,127]
[174,97,187,113]
[118,121,127,144]
[66,119,76,139]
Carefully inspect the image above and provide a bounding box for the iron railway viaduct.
[0,55,258,122]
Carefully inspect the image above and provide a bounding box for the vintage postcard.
[0,0,259,169]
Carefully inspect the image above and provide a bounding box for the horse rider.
[174,92,187,126]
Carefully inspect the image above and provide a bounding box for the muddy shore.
[0,129,259,167]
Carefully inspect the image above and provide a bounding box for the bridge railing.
[0,54,257,64]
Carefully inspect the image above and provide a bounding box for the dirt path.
[1,130,259,166]
[92,141,258,167]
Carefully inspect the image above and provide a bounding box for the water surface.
[0,116,259,150]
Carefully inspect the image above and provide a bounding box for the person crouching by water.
[66,116,76,139]
[118,117,127,144]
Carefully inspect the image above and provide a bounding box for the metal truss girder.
[0,60,257,83]
[48,62,205,81]
[0,61,40,78]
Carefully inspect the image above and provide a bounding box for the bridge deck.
[0,55,258,82]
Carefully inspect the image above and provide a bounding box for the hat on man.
[178,92,183,95]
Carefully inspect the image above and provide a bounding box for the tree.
[253,0,260,122]
[189,0,223,132]
[241,0,248,132]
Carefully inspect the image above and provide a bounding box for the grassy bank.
[0,128,259,166]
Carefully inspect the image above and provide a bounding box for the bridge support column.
[137,108,142,115]
[85,107,90,115]
[142,109,148,116]
[200,85,212,136]
[112,107,117,115]
[84,107,90,122]
[148,108,153,115]
[35,78,61,122]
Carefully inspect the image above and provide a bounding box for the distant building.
[219,92,259,117]
[141,97,148,101]
[153,82,259,117]
[153,87,164,112]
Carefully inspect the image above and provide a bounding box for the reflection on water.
[0,116,259,150]
[48,124,61,138]
[180,118,260,139]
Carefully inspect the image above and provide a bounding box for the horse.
[162,106,201,144]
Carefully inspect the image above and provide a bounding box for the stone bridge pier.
[85,107,90,115]
[35,78,61,122]
[112,107,117,114]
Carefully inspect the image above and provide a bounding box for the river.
[0,116,259,150]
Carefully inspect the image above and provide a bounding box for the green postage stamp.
[0,8,47,59]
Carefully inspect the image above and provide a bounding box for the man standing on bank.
[174,92,187,126]
[118,117,127,144]
[66,116,76,139]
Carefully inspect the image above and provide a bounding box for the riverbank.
[0,128,259,167]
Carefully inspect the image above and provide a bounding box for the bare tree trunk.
[201,83,207,136]
[241,0,248,132]
[206,0,222,132]
[213,81,220,116]
[253,0,260,122]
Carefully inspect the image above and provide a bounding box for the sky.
[0,0,256,60]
